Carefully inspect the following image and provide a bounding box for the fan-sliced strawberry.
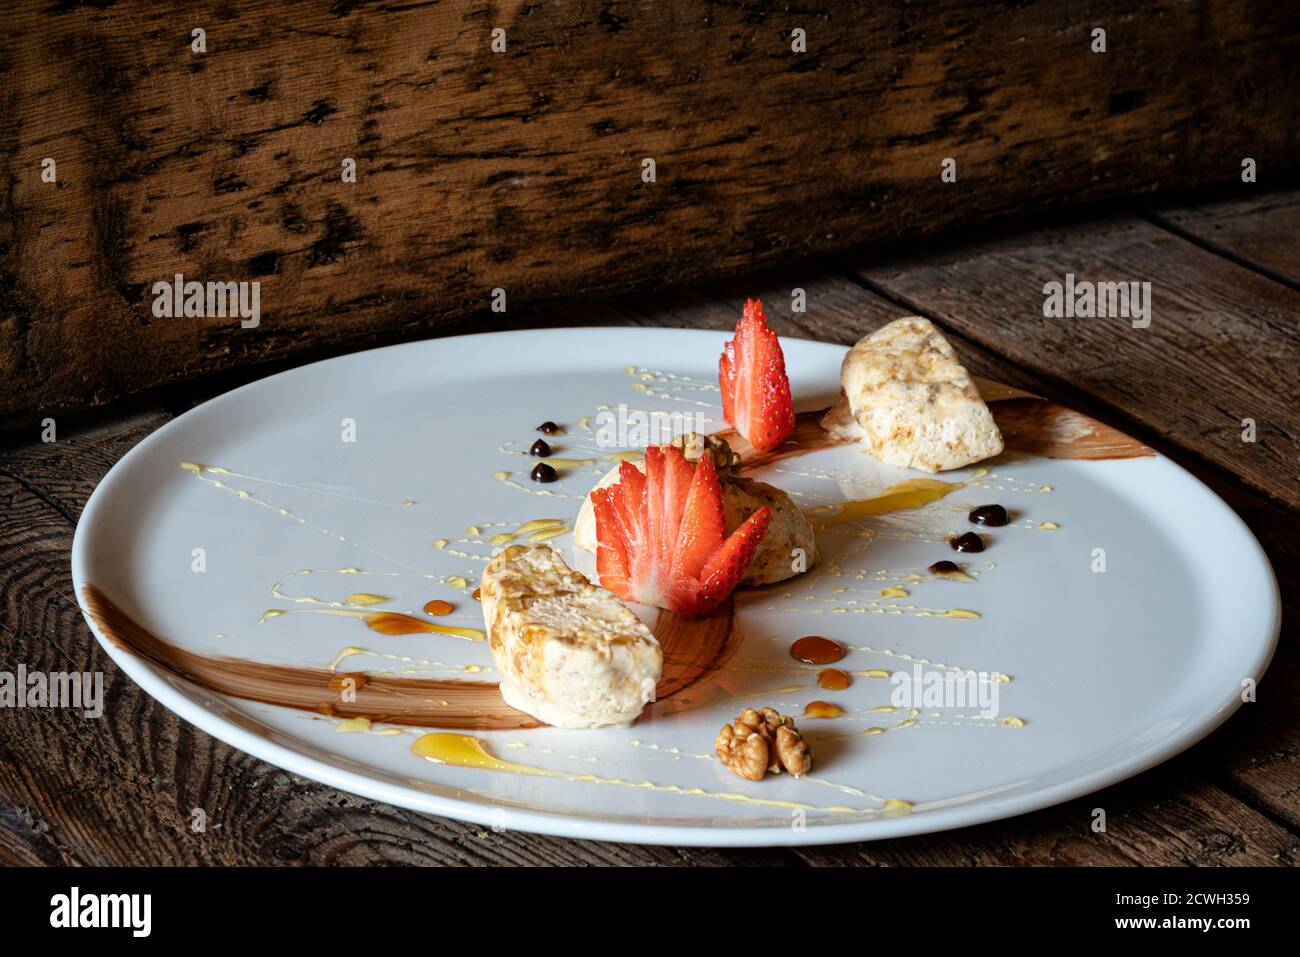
[718,298,795,453]
[592,446,771,617]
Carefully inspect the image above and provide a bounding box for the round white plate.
[71,328,1279,846]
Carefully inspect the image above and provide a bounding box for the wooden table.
[2,190,1297,866]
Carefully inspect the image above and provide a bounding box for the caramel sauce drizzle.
[82,584,738,731]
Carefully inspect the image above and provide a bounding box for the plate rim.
[69,327,1282,847]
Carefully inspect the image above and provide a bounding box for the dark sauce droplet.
[529,439,552,457]
[969,504,1009,527]
[537,421,560,434]
[928,560,961,575]
[950,531,985,553]
[530,462,558,483]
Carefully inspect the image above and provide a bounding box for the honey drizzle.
[179,462,416,508]
[413,733,902,817]
[747,634,1009,684]
[326,646,490,677]
[622,740,894,802]
[258,605,487,641]
[765,599,981,620]
[179,464,424,573]
[813,479,966,530]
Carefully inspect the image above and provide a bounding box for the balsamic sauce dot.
[928,560,961,575]
[950,531,985,553]
[530,462,558,483]
[537,421,560,434]
[969,504,1009,527]
[529,439,552,457]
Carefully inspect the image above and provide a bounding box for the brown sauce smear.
[990,398,1154,460]
[715,410,837,470]
[716,396,1152,472]
[82,584,738,731]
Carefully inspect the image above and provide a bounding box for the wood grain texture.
[1149,191,1300,288]
[3,0,1298,415]
[840,213,1300,514]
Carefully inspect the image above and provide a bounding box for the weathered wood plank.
[3,0,1298,415]
[1150,191,1300,289]
[839,214,1300,514]
[794,775,1299,866]
[1210,638,1300,834]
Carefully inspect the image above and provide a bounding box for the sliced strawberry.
[669,451,725,587]
[718,299,795,453]
[719,340,737,425]
[593,446,771,617]
[699,508,772,605]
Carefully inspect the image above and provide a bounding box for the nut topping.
[667,432,739,476]
[715,707,812,780]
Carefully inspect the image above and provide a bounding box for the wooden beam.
[3,0,1297,414]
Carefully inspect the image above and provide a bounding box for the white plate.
[71,328,1280,846]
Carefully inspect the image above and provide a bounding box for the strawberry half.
[592,446,771,617]
[719,298,795,453]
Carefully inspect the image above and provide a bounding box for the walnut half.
[715,707,812,781]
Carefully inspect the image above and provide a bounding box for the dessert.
[590,445,770,617]
[821,316,1004,472]
[573,432,817,586]
[480,544,663,728]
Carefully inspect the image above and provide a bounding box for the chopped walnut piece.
[715,707,812,780]
[775,724,812,776]
[667,432,739,476]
